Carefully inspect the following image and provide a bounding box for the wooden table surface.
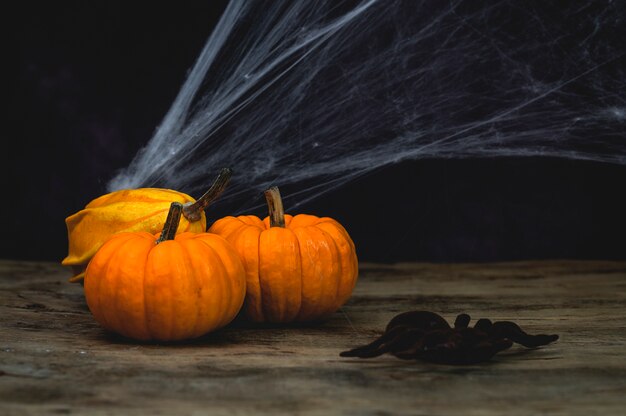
[1,259,626,415]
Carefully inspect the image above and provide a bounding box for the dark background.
[7,2,626,264]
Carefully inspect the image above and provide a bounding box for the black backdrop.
[8,1,626,264]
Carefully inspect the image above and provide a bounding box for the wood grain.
[1,259,626,415]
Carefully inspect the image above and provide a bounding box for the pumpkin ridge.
[122,234,153,340]
[119,235,154,339]
[284,214,317,229]
[105,235,143,337]
[238,215,266,229]
[88,237,117,331]
[293,225,338,321]
[224,224,264,321]
[207,216,233,235]
[177,238,204,337]
[246,225,264,321]
[292,227,307,321]
[87,233,137,332]
[179,238,202,338]
[256,228,266,322]
[193,236,231,329]
[260,227,303,322]
[257,229,292,322]
[90,243,110,329]
[315,225,343,312]
[141,236,154,340]
[315,221,359,304]
[207,238,236,329]
[220,217,249,240]
[149,241,181,340]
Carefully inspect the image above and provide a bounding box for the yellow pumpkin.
[62,168,231,282]
[208,186,358,323]
[84,202,246,341]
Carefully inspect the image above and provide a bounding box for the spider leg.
[392,329,455,360]
[340,325,421,358]
[453,339,513,364]
[386,329,428,359]
[491,321,559,348]
[454,313,471,328]
[340,310,559,364]
[420,328,513,364]
[385,311,450,333]
[474,318,493,332]
[418,331,467,364]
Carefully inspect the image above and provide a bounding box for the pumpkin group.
[209,186,358,323]
[84,202,246,341]
[63,168,231,282]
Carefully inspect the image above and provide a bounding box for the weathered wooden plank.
[1,260,625,415]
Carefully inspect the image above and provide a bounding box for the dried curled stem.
[182,168,233,222]
[264,186,285,228]
[156,202,183,244]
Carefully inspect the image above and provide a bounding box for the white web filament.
[108,0,626,210]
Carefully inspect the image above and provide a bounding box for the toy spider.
[340,311,559,364]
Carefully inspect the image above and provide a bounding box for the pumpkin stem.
[157,202,183,244]
[264,186,285,228]
[182,168,233,222]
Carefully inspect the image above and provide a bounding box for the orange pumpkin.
[84,202,246,341]
[208,186,358,323]
[63,168,232,283]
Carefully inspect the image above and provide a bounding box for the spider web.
[107,0,626,212]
